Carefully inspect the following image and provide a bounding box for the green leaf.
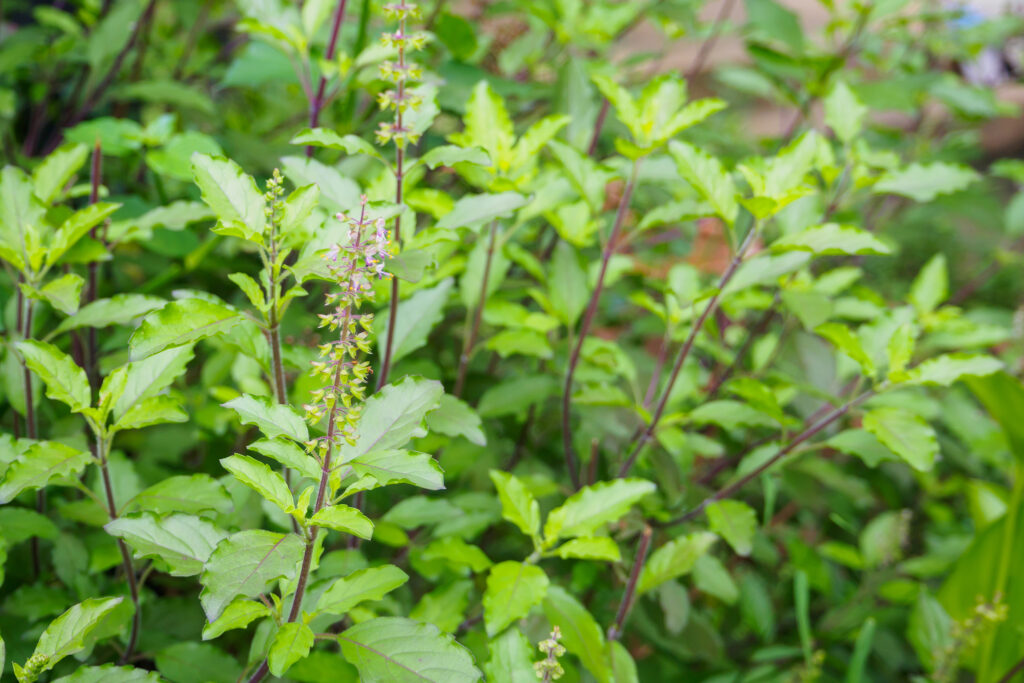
[862,408,938,472]
[549,241,588,327]
[739,573,776,642]
[638,532,717,595]
[32,143,89,204]
[874,163,979,203]
[906,354,1002,387]
[220,454,295,514]
[484,629,536,683]
[554,537,621,562]
[689,400,777,430]
[542,585,611,683]
[489,470,540,539]
[105,512,228,577]
[268,622,315,676]
[199,530,305,621]
[154,642,242,683]
[191,153,266,242]
[126,474,232,516]
[338,376,444,463]
[249,438,321,481]
[338,616,482,682]
[310,504,374,539]
[16,340,90,413]
[376,278,453,366]
[47,202,121,266]
[349,449,445,490]
[16,597,124,681]
[281,155,360,215]
[105,344,195,420]
[316,565,410,616]
[824,81,867,143]
[0,507,58,545]
[52,294,164,336]
[0,441,92,504]
[222,394,309,442]
[826,429,896,468]
[593,74,640,141]
[543,479,655,543]
[201,599,272,640]
[51,664,162,683]
[772,223,890,256]
[420,145,491,169]
[706,500,758,557]
[420,536,493,573]
[129,298,241,360]
[280,184,320,248]
[425,395,486,446]
[450,80,514,172]
[669,140,738,224]
[290,128,381,158]
[815,322,876,378]
[483,561,549,636]
[436,192,527,231]
[37,273,84,315]
[908,253,947,314]
[967,372,1024,460]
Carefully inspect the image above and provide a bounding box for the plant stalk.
[97,437,141,664]
[378,63,407,388]
[607,525,652,641]
[562,158,641,489]
[662,390,873,527]
[85,139,103,392]
[306,0,349,157]
[454,220,498,398]
[17,284,42,577]
[617,222,758,478]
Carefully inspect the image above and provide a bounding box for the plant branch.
[454,220,498,397]
[607,525,652,641]
[618,222,758,478]
[998,656,1024,683]
[562,158,641,489]
[686,0,738,80]
[85,140,103,393]
[661,389,873,527]
[306,0,349,157]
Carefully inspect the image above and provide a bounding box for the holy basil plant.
[2,0,1024,681]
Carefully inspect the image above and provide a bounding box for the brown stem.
[171,4,208,79]
[454,220,498,397]
[587,100,611,158]
[98,439,141,663]
[504,404,536,471]
[85,140,103,392]
[378,136,406,386]
[306,0,349,157]
[562,159,641,489]
[642,329,672,409]
[65,0,159,129]
[617,223,758,479]
[607,525,652,641]
[998,656,1024,683]
[686,0,738,80]
[662,390,873,527]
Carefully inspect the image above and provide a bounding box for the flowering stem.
[563,158,641,489]
[454,219,498,398]
[608,525,652,641]
[617,222,758,479]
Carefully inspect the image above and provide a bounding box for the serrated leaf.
[201,599,272,640]
[548,241,587,327]
[129,298,241,360]
[51,664,162,683]
[437,192,527,231]
[772,223,890,256]
[290,128,380,158]
[815,322,876,378]
[425,395,486,446]
[484,629,535,683]
[421,145,491,169]
[376,278,453,365]
[874,163,979,203]
[191,154,266,242]
[337,616,482,682]
[637,532,717,595]
[906,354,1002,387]
[338,376,443,463]
[249,438,321,481]
[33,143,89,204]
[222,394,309,442]
[199,530,304,621]
[489,470,540,538]
[824,81,867,143]
[16,340,90,412]
[47,202,121,266]
[220,454,295,514]
[483,561,549,636]
[554,537,621,562]
[706,500,757,556]
[862,408,938,472]
[669,140,738,224]
[349,449,444,490]
[268,622,315,676]
[106,344,195,420]
[543,479,655,542]
[38,273,84,315]
[908,253,947,315]
[126,474,232,516]
[450,80,514,172]
[52,294,165,335]
[310,504,374,539]
[18,597,124,681]
[316,565,409,616]
[542,585,610,683]
[105,512,228,576]
[0,441,91,504]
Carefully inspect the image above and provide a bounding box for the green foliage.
[1,1,1022,681]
